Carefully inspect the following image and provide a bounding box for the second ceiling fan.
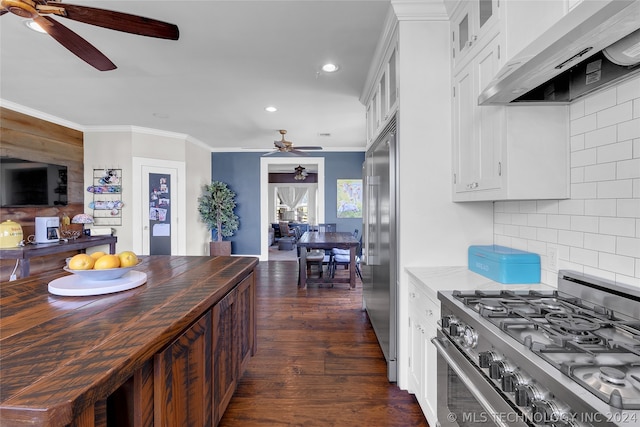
[264,130,323,156]
[0,0,179,71]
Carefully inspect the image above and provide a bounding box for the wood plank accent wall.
[0,107,86,280]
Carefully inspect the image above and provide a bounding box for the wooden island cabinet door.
[154,311,213,427]
[212,287,238,425]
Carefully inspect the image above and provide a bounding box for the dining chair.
[330,237,363,280]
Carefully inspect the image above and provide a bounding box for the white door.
[133,158,185,255]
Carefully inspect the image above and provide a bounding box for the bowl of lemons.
[64,251,141,281]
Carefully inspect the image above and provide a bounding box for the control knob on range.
[489,359,514,380]
[501,371,528,393]
[531,399,571,425]
[441,315,456,329]
[478,351,500,369]
[514,382,548,407]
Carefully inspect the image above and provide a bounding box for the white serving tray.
[48,271,147,296]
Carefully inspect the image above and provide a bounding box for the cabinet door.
[453,35,502,199]
[422,297,439,426]
[452,0,499,72]
[474,37,502,192]
[236,274,255,375]
[154,311,212,427]
[407,315,424,397]
[388,48,398,113]
[212,289,238,424]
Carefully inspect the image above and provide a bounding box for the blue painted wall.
[211,151,364,255]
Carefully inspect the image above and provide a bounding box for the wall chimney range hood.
[479,1,640,105]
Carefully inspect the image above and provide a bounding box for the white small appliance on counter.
[35,216,60,244]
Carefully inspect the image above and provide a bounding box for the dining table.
[296,231,359,289]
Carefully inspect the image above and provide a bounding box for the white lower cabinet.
[408,277,440,426]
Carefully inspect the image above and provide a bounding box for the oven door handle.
[431,337,510,427]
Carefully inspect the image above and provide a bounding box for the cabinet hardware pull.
[498,162,502,176]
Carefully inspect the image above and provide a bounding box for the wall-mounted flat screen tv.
[0,157,68,207]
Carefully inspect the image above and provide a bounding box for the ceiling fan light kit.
[1,0,179,71]
[262,129,323,157]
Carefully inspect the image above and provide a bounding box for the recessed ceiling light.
[25,20,46,34]
[321,63,339,73]
[265,106,278,112]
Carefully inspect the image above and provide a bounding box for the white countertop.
[405,266,556,302]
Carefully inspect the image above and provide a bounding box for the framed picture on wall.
[337,179,362,218]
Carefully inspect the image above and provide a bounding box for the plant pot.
[210,241,232,256]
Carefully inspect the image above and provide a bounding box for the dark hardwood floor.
[219,260,428,427]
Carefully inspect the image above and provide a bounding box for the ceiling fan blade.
[274,140,286,149]
[52,3,179,40]
[289,149,309,156]
[35,16,116,71]
[0,8,8,16]
[293,146,323,150]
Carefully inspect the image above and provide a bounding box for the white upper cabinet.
[451,0,500,73]
[365,36,399,144]
[452,17,570,201]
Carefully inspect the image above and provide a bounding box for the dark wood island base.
[0,255,258,427]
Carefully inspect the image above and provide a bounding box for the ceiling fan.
[0,0,179,71]
[263,130,323,156]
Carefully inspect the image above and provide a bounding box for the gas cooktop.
[453,288,640,410]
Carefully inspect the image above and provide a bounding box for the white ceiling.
[0,0,391,153]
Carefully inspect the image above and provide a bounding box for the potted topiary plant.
[197,181,239,256]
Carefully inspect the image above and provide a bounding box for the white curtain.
[277,186,308,210]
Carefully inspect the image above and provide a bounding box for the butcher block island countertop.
[0,255,259,427]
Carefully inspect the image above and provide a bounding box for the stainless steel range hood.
[479,0,640,105]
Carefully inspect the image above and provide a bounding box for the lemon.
[90,251,107,260]
[68,254,95,270]
[94,254,121,270]
[118,251,139,268]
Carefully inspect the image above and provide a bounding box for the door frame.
[260,157,325,261]
[132,157,187,255]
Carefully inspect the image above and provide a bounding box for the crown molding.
[392,0,449,20]
[0,99,83,131]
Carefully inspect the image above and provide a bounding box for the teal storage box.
[468,245,540,284]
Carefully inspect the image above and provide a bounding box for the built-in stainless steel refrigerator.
[361,118,397,382]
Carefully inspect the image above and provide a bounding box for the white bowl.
[63,261,141,281]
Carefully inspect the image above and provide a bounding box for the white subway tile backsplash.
[520,226,537,240]
[571,134,585,151]
[617,237,640,258]
[536,200,559,214]
[585,125,617,149]
[571,182,597,199]
[584,163,616,182]
[570,247,599,266]
[584,86,617,115]
[617,76,640,104]
[584,199,617,217]
[597,102,633,128]
[571,215,599,233]
[571,114,597,136]
[570,100,585,120]
[597,141,633,163]
[537,228,558,243]
[617,159,640,179]
[599,252,635,276]
[571,148,597,167]
[571,167,585,183]
[495,76,639,286]
[518,201,535,213]
[597,180,633,199]
[527,213,547,227]
[494,212,511,224]
[547,214,571,230]
[599,217,636,237]
[558,230,584,247]
[617,199,640,218]
[618,118,640,141]
[558,200,585,215]
[584,233,616,254]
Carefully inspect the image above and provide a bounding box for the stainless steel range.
[433,270,640,427]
